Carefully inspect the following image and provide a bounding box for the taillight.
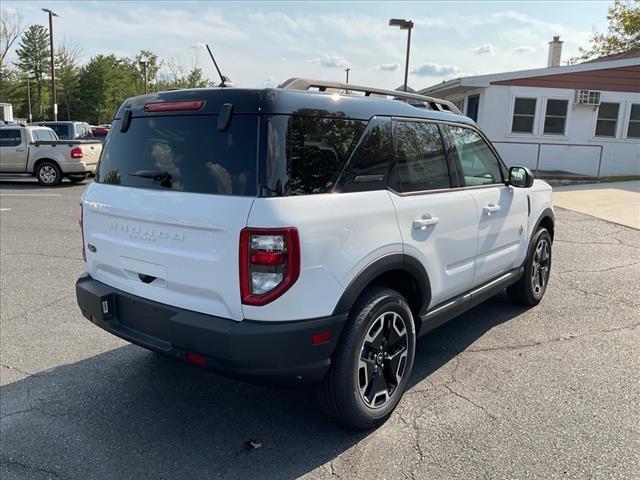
[240,227,300,306]
[70,147,83,159]
[79,203,86,262]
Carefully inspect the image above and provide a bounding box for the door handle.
[412,216,440,230]
[483,203,501,215]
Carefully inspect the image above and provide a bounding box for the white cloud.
[311,54,350,68]
[513,46,535,54]
[260,77,278,88]
[375,63,400,71]
[411,63,460,77]
[472,43,496,55]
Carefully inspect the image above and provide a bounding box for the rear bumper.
[75,275,346,385]
[61,161,98,174]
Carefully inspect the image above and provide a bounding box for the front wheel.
[317,287,416,429]
[35,161,62,186]
[507,227,552,306]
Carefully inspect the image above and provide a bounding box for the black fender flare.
[332,253,431,317]
[526,207,555,259]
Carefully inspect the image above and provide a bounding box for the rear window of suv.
[96,115,258,196]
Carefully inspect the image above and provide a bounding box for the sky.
[4,1,612,90]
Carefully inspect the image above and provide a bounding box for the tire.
[67,174,88,183]
[317,287,416,430]
[507,227,552,306]
[35,161,62,186]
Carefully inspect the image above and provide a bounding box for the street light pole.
[42,8,58,121]
[389,18,414,92]
[344,68,350,84]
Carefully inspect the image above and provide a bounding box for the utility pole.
[139,57,149,94]
[344,68,350,84]
[42,8,58,120]
[389,18,414,92]
[26,75,32,123]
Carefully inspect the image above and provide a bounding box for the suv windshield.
[96,114,258,196]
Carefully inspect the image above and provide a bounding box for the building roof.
[584,47,640,63]
[419,55,640,96]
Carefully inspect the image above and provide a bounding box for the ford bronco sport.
[76,79,554,429]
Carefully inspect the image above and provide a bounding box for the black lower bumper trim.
[76,275,347,385]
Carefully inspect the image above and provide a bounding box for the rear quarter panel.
[244,190,403,321]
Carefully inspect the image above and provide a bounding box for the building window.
[543,99,568,135]
[595,102,620,137]
[466,94,479,122]
[511,98,536,134]
[626,104,640,139]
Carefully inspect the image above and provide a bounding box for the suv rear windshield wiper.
[130,170,173,188]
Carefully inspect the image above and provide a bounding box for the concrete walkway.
[553,180,640,229]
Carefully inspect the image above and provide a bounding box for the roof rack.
[278,78,462,115]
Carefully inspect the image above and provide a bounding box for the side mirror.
[509,166,534,188]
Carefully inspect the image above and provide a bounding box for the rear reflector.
[312,331,332,345]
[143,100,205,113]
[185,352,207,366]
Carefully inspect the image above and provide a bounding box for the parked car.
[0,124,103,185]
[75,79,554,429]
[35,121,93,141]
[90,126,110,141]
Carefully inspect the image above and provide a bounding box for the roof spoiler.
[278,77,462,115]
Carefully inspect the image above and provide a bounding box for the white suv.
[76,79,554,429]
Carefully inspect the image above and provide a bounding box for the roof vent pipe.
[547,35,563,67]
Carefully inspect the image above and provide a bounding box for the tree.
[0,8,24,67]
[56,39,81,120]
[134,49,160,93]
[14,24,50,119]
[185,67,211,88]
[576,0,640,61]
[77,54,138,124]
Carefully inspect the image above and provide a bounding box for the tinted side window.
[0,129,22,147]
[33,129,55,142]
[336,117,392,193]
[263,115,366,196]
[446,125,503,186]
[47,124,70,139]
[394,121,450,192]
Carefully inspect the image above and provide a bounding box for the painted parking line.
[0,208,11,211]
[0,193,62,197]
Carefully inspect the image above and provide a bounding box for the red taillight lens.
[185,352,207,366]
[70,147,83,159]
[240,227,300,306]
[143,100,205,113]
[79,203,86,262]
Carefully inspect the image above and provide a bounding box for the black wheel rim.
[358,311,409,409]
[531,237,550,297]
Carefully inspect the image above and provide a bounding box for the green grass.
[599,175,640,183]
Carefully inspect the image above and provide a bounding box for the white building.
[419,40,640,178]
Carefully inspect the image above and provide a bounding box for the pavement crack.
[0,457,61,478]
[0,364,36,378]
[443,383,497,420]
[557,260,640,275]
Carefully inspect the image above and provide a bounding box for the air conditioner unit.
[575,90,601,106]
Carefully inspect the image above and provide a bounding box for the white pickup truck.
[0,123,103,186]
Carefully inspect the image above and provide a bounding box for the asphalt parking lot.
[1,179,639,480]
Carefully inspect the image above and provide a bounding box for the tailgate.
[82,183,253,321]
[80,142,102,164]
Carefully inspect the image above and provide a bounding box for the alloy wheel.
[39,165,58,184]
[358,311,409,409]
[531,237,550,296]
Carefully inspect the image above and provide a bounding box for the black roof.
[115,87,474,125]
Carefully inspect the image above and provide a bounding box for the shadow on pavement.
[0,179,89,189]
[1,295,524,479]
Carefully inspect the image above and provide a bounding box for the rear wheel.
[507,227,552,306]
[317,287,416,429]
[35,161,62,186]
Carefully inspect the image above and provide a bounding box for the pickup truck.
[0,124,103,186]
